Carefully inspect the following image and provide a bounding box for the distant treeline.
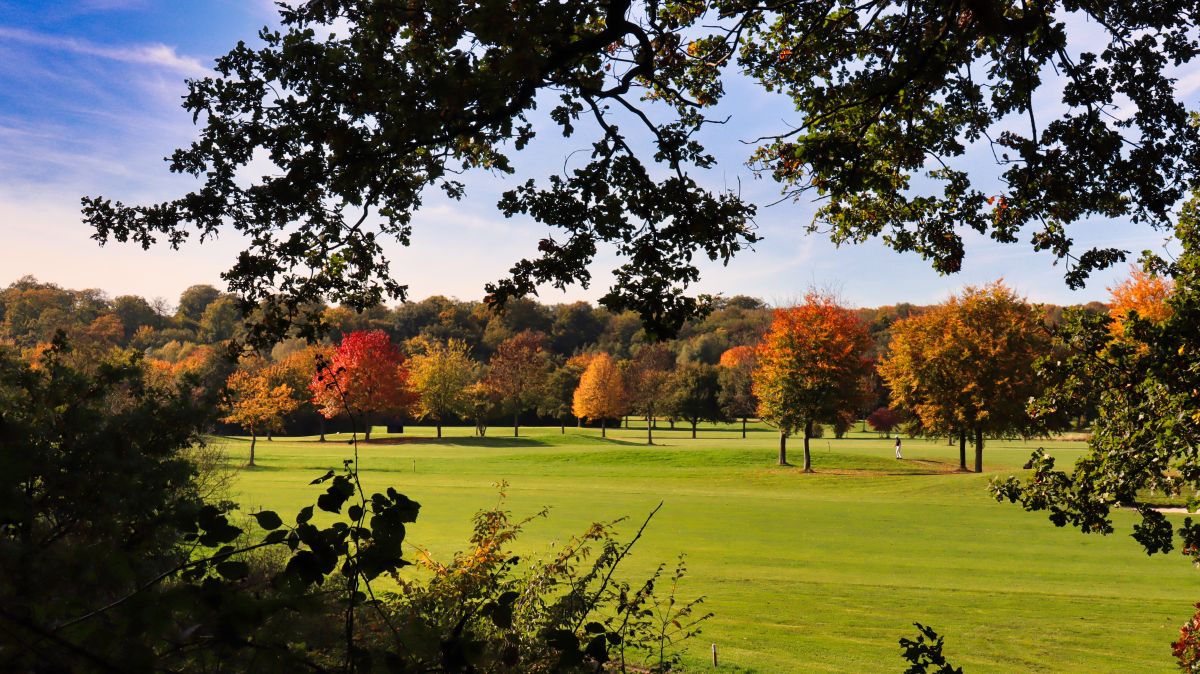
[0,275,1108,365]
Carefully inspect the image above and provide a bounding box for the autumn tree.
[624,343,675,445]
[879,282,1055,473]
[222,364,301,465]
[668,363,724,439]
[1108,267,1175,338]
[483,330,550,437]
[867,407,903,438]
[717,345,757,438]
[753,293,873,471]
[571,353,626,438]
[309,330,415,440]
[408,337,477,438]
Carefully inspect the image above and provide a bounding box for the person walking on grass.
[894,437,902,460]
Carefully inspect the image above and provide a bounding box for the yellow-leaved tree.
[222,365,301,466]
[571,352,626,437]
[407,337,477,438]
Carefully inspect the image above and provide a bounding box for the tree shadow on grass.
[361,435,647,449]
[363,436,549,448]
[773,457,964,477]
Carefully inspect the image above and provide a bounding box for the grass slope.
[214,423,1195,673]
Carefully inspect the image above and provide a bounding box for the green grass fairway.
[215,423,1196,672]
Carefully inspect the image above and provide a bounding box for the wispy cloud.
[0,26,209,77]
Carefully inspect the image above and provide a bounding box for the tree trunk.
[436,423,442,439]
[691,420,697,439]
[958,430,968,471]
[647,416,654,445]
[974,427,984,473]
[267,431,273,441]
[248,428,257,467]
[669,419,675,430]
[803,420,813,473]
[364,413,372,441]
[514,411,519,438]
[778,431,788,466]
[742,417,747,439]
[318,416,326,442]
[561,417,566,434]
[601,417,607,438]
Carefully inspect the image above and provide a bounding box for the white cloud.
[0,26,209,77]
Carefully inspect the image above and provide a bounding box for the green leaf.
[296,505,314,524]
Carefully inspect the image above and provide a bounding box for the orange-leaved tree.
[879,282,1054,472]
[571,352,626,437]
[223,364,301,465]
[309,330,415,440]
[1108,266,1174,338]
[752,292,873,470]
[484,330,550,437]
[718,345,758,438]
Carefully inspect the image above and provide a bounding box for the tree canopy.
[81,0,1200,342]
[222,364,302,465]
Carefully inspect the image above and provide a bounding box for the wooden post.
[711,643,718,667]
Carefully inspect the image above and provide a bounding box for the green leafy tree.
[667,362,724,439]
[175,284,221,327]
[992,195,1200,560]
[198,295,241,342]
[624,343,676,444]
[538,358,587,433]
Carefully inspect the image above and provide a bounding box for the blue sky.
[0,1,1189,309]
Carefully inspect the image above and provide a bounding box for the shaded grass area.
[215,422,1192,673]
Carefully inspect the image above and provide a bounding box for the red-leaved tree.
[309,330,415,440]
[753,292,874,470]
